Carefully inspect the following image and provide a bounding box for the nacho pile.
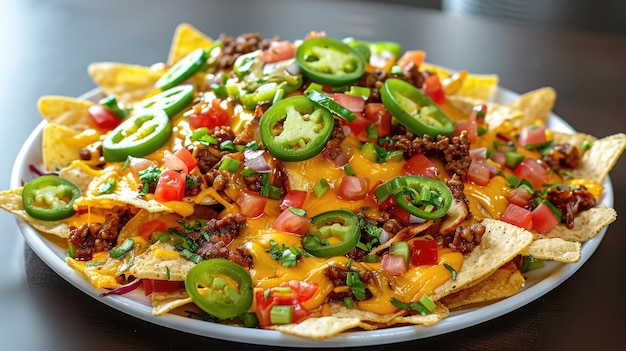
[1,23,624,340]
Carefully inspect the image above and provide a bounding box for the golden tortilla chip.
[539,206,616,242]
[390,303,449,326]
[571,133,625,183]
[522,238,581,263]
[130,241,196,281]
[152,290,192,316]
[456,73,499,100]
[440,261,525,309]
[0,188,70,238]
[37,96,93,130]
[167,23,213,65]
[58,161,98,193]
[328,302,404,324]
[42,123,95,171]
[506,87,556,127]
[66,256,123,290]
[447,95,524,129]
[432,218,533,300]
[87,62,163,104]
[268,316,375,340]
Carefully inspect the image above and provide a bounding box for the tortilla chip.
[58,161,98,193]
[328,302,403,324]
[539,206,616,242]
[571,133,625,183]
[87,62,163,104]
[456,73,500,100]
[130,241,196,281]
[268,316,375,340]
[37,96,93,130]
[167,23,213,65]
[446,95,523,130]
[0,188,70,238]
[152,290,192,316]
[432,218,533,300]
[389,303,449,326]
[522,238,581,263]
[506,87,556,127]
[440,261,525,309]
[66,256,122,290]
[42,123,94,171]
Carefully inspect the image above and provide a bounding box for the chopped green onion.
[210,83,228,99]
[240,312,259,328]
[220,140,236,152]
[98,178,117,194]
[443,263,457,280]
[419,294,436,313]
[314,178,330,198]
[581,139,592,150]
[366,123,378,140]
[344,164,356,176]
[245,140,259,150]
[363,254,379,263]
[99,95,128,119]
[345,86,371,99]
[522,255,545,272]
[270,305,293,325]
[505,151,525,169]
[109,239,134,259]
[219,157,241,172]
[390,241,410,264]
[304,82,323,94]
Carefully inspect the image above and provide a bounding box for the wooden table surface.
[1,0,624,350]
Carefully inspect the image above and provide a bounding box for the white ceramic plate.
[12,87,613,347]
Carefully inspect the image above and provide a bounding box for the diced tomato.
[280,190,307,211]
[273,208,311,235]
[88,105,121,130]
[422,75,445,104]
[255,287,311,327]
[390,206,411,226]
[236,190,267,218]
[451,120,477,144]
[154,169,186,202]
[363,103,392,137]
[346,112,371,136]
[337,176,370,201]
[506,187,533,207]
[138,219,167,239]
[142,279,184,296]
[334,93,365,112]
[260,40,296,63]
[368,180,396,210]
[513,158,549,190]
[501,203,533,230]
[174,147,197,172]
[518,124,547,147]
[532,202,559,234]
[397,50,426,71]
[279,280,319,302]
[163,150,189,173]
[402,154,438,178]
[466,159,491,186]
[411,239,438,266]
[187,98,229,130]
[380,253,408,276]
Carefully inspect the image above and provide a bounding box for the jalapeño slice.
[185,258,253,320]
[302,210,361,257]
[22,175,81,221]
[295,37,366,86]
[259,95,334,162]
[102,109,171,162]
[380,78,455,138]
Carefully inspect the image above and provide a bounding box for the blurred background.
[362,0,626,36]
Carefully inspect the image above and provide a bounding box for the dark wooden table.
[1,0,624,350]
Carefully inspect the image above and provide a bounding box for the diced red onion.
[99,277,141,297]
[29,164,58,176]
[469,147,487,161]
[379,229,389,244]
[332,146,351,167]
[244,149,271,173]
[409,214,428,224]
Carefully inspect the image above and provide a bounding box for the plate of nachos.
[2,23,624,347]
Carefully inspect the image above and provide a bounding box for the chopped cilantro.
[266,239,308,268]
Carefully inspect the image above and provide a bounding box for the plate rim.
[11,86,613,347]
